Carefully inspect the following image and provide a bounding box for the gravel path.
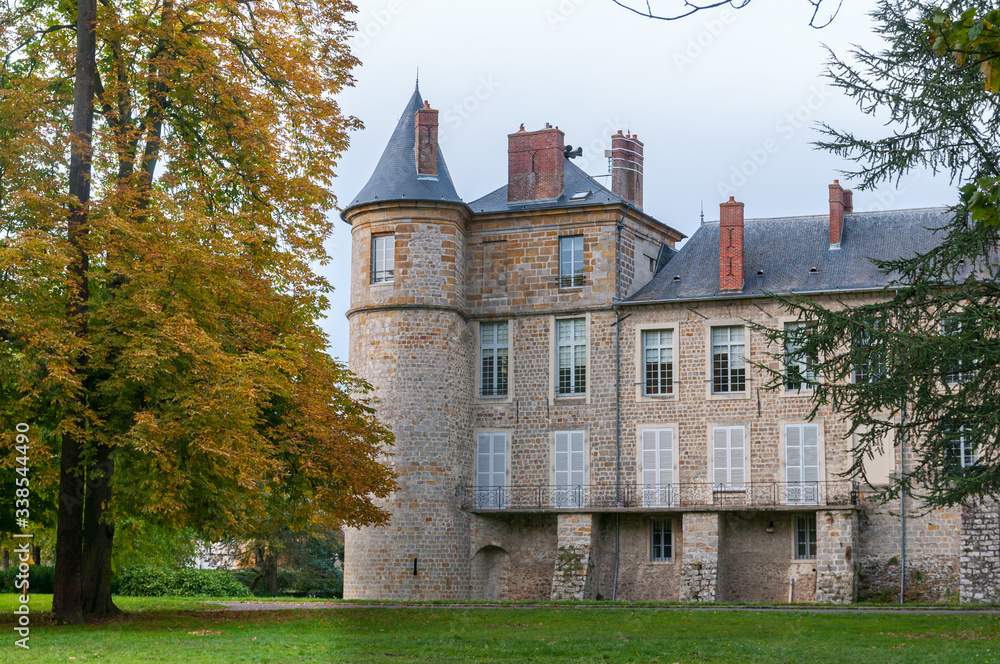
[212,601,1000,615]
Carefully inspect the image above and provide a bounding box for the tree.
[611,0,843,28]
[0,0,395,622]
[752,0,1000,508]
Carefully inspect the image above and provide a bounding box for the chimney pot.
[719,198,745,292]
[414,101,439,177]
[829,181,845,247]
[611,130,644,209]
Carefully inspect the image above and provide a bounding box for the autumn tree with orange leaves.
[0,0,395,623]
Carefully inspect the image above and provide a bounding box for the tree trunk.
[2,549,8,570]
[82,446,120,619]
[266,554,278,596]
[52,0,96,626]
[31,545,40,565]
[53,434,85,624]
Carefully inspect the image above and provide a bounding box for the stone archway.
[470,545,510,601]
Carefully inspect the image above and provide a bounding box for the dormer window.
[559,235,584,288]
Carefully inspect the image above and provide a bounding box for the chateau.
[340,85,999,604]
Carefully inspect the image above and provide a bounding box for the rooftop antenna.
[700,201,704,226]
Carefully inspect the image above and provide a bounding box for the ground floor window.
[795,515,817,559]
[650,518,672,562]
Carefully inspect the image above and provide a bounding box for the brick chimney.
[719,197,745,292]
[829,179,850,248]
[415,100,439,177]
[611,130,643,208]
[508,123,565,203]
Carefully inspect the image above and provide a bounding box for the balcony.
[461,481,859,513]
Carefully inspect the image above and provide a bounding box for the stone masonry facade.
[342,90,998,604]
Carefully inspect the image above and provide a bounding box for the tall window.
[371,234,394,284]
[784,322,814,391]
[795,515,817,559]
[946,426,976,471]
[643,330,673,395]
[852,322,881,383]
[712,326,746,393]
[481,322,509,397]
[650,518,673,562]
[476,433,507,509]
[559,235,584,287]
[785,424,820,505]
[553,431,586,508]
[712,425,746,490]
[557,318,586,395]
[942,318,975,385]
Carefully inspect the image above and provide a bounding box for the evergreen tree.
[754,0,1000,507]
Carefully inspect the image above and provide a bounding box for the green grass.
[2,595,999,663]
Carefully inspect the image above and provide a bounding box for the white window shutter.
[477,433,492,488]
[803,425,820,482]
[570,431,585,486]
[730,427,745,487]
[713,427,729,486]
[642,429,658,486]
[661,429,674,486]
[492,433,507,489]
[786,425,802,484]
[554,432,569,487]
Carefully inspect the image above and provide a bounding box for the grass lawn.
[1,595,998,663]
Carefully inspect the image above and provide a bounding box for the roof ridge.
[699,205,952,225]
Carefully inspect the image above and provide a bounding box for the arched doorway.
[470,545,510,600]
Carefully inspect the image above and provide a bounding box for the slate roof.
[626,207,954,303]
[344,86,463,215]
[469,159,640,215]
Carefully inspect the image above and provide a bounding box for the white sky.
[320,0,957,362]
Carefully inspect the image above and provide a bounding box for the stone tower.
[341,85,474,599]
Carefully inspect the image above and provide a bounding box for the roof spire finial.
[700,200,704,225]
[415,67,419,93]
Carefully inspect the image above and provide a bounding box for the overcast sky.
[320,0,957,362]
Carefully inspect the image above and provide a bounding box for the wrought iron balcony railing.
[461,481,859,511]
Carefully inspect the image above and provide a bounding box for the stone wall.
[678,512,720,601]
[855,498,961,603]
[961,498,1000,603]
[469,514,557,600]
[720,512,817,603]
[592,514,683,601]
[551,514,596,599]
[814,510,856,604]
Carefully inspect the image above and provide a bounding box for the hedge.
[116,566,251,597]
[0,565,54,594]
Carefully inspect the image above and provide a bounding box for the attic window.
[877,265,887,272]
[756,270,765,276]
[809,267,819,274]
[672,275,681,282]
[570,191,592,201]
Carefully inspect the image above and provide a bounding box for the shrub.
[0,565,54,594]
[116,566,251,598]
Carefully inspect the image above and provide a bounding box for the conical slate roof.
[344,86,463,215]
